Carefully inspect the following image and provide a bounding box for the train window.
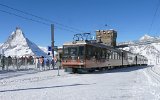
[110,52,113,59]
[113,52,115,59]
[86,45,93,59]
[109,54,111,59]
[108,51,112,59]
[123,52,127,60]
[70,47,78,56]
[112,52,115,59]
[78,46,84,56]
[93,47,96,57]
[96,48,101,59]
[117,53,120,59]
[87,46,92,55]
[102,49,106,59]
[128,57,132,60]
[106,50,111,59]
[106,53,109,59]
[63,47,69,55]
[115,52,117,59]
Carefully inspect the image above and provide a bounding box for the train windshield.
[63,46,84,57]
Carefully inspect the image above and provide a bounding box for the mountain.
[1,28,160,65]
[0,43,3,47]
[38,46,48,53]
[139,34,155,41]
[123,35,160,65]
[0,27,48,57]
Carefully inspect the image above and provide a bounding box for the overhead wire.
[0,9,50,26]
[0,9,81,34]
[0,9,81,33]
[134,0,160,56]
[0,3,84,33]
[148,0,160,35]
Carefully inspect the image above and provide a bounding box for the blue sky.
[0,0,160,47]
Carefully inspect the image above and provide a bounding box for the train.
[62,40,148,73]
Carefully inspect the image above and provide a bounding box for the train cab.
[62,41,86,70]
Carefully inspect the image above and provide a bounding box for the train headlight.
[63,60,67,62]
[80,60,83,63]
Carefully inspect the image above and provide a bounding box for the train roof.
[63,40,111,48]
[63,40,147,58]
[63,40,88,46]
[63,40,121,52]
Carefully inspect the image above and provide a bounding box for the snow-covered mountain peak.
[15,28,25,37]
[0,27,48,57]
[139,34,154,41]
[2,27,27,49]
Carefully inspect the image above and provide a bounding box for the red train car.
[62,40,148,73]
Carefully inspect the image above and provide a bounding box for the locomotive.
[62,31,148,73]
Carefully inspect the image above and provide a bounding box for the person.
[46,59,49,70]
[1,56,5,70]
[8,56,12,67]
[54,57,57,65]
[17,57,22,70]
[12,56,17,70]
[39,56,44,70]
[51,58,55,69]
[30,56,34,65]
[43,57,47,70]
[34,57,39,69]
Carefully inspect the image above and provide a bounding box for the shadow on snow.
[88,65,150,74]
[0,83,92,93]
[0,68,40,80]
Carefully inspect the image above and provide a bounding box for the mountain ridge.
[123,35,160,65]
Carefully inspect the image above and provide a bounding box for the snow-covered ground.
[1,30,160,99]
[0,65,160,100]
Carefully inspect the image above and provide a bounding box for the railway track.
[146,65,160,83]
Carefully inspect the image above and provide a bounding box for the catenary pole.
[51,24,54,59]
[51,24,60,76]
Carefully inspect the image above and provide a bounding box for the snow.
[38,46,48,53]
[121,34,160,65]
[0,43,3,47]
[0,33,160,99]
[123,44,160,65]
[0,65,160,100]
[0,29,159,65]
[0,43,3,54]
[139,34,155,41]
[0,28,48,57]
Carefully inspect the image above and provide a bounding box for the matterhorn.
[0,27,48,57]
